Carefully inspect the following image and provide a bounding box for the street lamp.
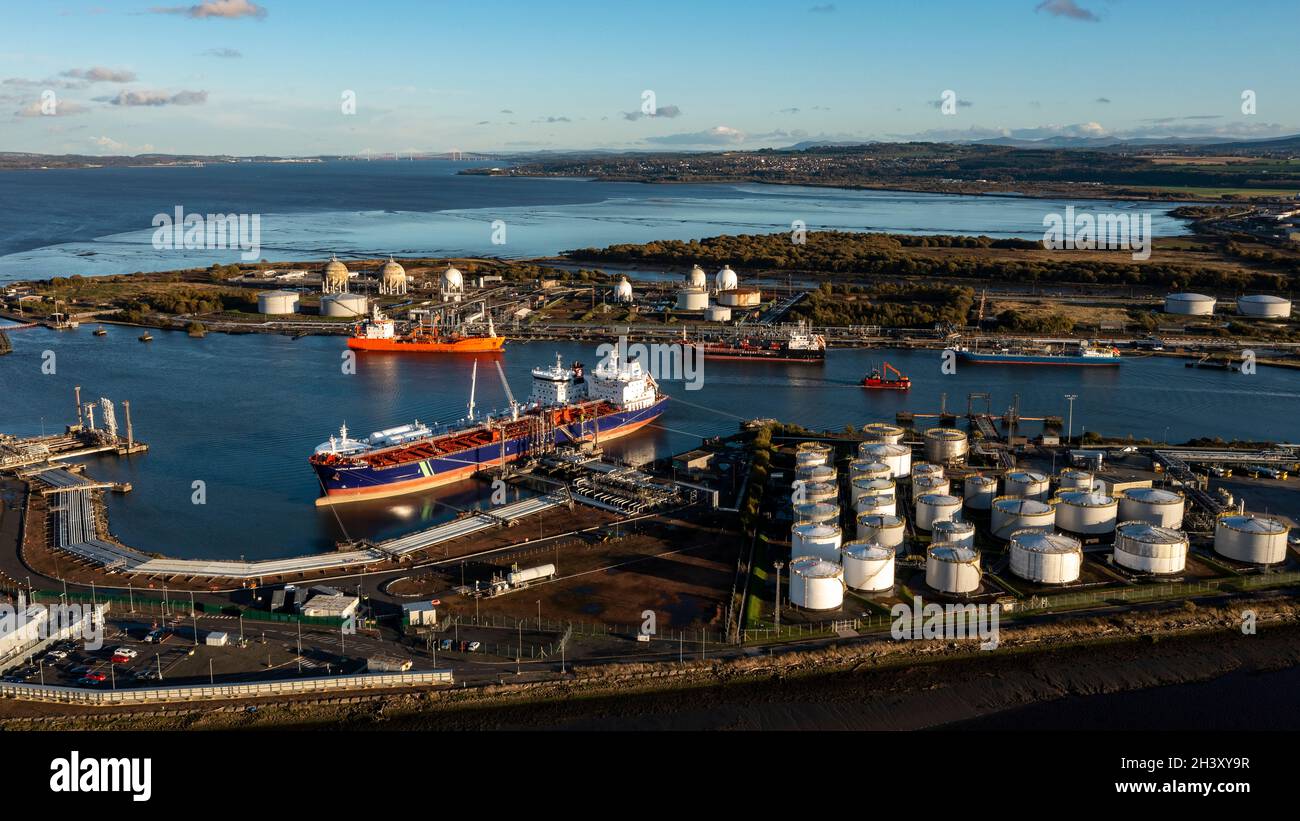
[773,561,784,633]
[1064,394,1078,446]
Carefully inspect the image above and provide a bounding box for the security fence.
[29,590,345,627]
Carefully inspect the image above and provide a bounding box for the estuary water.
[0,160,1189,281]
[2,325,1297,559]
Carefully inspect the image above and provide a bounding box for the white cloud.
[150,0,268,20]
[61,67,137,83]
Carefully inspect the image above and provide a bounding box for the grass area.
[1149,185,1300,198]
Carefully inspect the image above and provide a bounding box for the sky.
[1,0,1297,156]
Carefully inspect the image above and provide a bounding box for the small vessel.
[310,350,667,505]
[695,321,826,363]
[93,326,107,337]
[138,332,153,342]
[861,361,911,390]
[953,339,1121,367]
[347,303,504,354]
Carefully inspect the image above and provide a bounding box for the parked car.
[46,649,69,661]
[439,639,453,651]
[467,641,481,653]
[112,647,139,659]
[82,671,108,683]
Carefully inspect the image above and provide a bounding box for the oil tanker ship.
[696,322,826,363]
[347,305,505,353]
[310,351,667,505]
[953,339,1121,367]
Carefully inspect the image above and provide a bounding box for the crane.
[495,361,519,420]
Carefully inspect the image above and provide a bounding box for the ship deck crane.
[495,361,519,421]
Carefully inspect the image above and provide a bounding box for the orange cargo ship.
[347,306,504,353]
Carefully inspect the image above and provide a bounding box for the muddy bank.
[8,597,1300,731]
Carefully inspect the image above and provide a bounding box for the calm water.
[2,325,1297,559]
[0,160,1189,280]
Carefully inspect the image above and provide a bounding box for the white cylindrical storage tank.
[686,264,708,288]
[1113,522,1188,574]
[991,497,1055,540]
[1119,488,1185,528]
[924,428,969,464]
[858,443,911,478]
[794,450,828,473]
[1057,469,1093,492]
[789,556,844,611]
[1237,294,1292,318]
[1009,530,1082,584]
[851,477,896,504]
[912,475,952,497]
[1214,514,1289,565]
[849,459,892,481]
[856,513,905,549]
[507,563,556,586]
[793,502,839,525]
[926,544,981,594]
[793,480,837,505]
[861,423,905,445]
[704,303,732,322]
[257,290,299,315]
[915,493,962,531]
[912,462,945,481]
[853,493,897,518]
[791,523,842,563]
[963,474,999,511]
[717,287,762,308]
[1164,292,1216,315]
[796,464,837,485]
[675,287,709,311]
[321,292,369,318]
[1004,470,1051,501]
[797,441,833,460]
[933,519,976,549]
[841,542,895,592]
[1053,490,1118,535]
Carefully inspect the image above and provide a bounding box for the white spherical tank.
[861,423,905,444]
[686,264,708,288]
[856,513,906,549]
[793,480,838,505]
[924,428,969,464]
[851,477,896,504]
[793,502,839,525]
[1118,488,1185,528]
[1164,292,1216,315]
[991,497,1056,540]
[321,292,369,318]
[1004,470,1051,501]
[791,523,843,563]
[379,257,407,295]
[912,475,952,497]
[963,474,999,510]
[859,443,911,478]
[322,255,350,293]
[841,541,895,592]
[704,303,732,322]
[1113,522,1188,574]
[853,493,897,518]
[1214,514,1289,564]
[926,544,981,594]
[915,493,962,531]
[613,277,634,302]
[676,287,709,311]
[933,519,976,549]
[849,459,892,481]
[1009,530,1082,584]
[257,290,299,315]
[789,556,845,611]
[440,265,465,301]
[1057,469,1093,492]
[1053,490,1118,535]
[714,265,739,292]
[1237,294,1292,318]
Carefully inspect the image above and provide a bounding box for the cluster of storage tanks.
[1163,293,1293,318]
[674,264,759,317]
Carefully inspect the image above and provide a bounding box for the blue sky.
[2,0,1296,155]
